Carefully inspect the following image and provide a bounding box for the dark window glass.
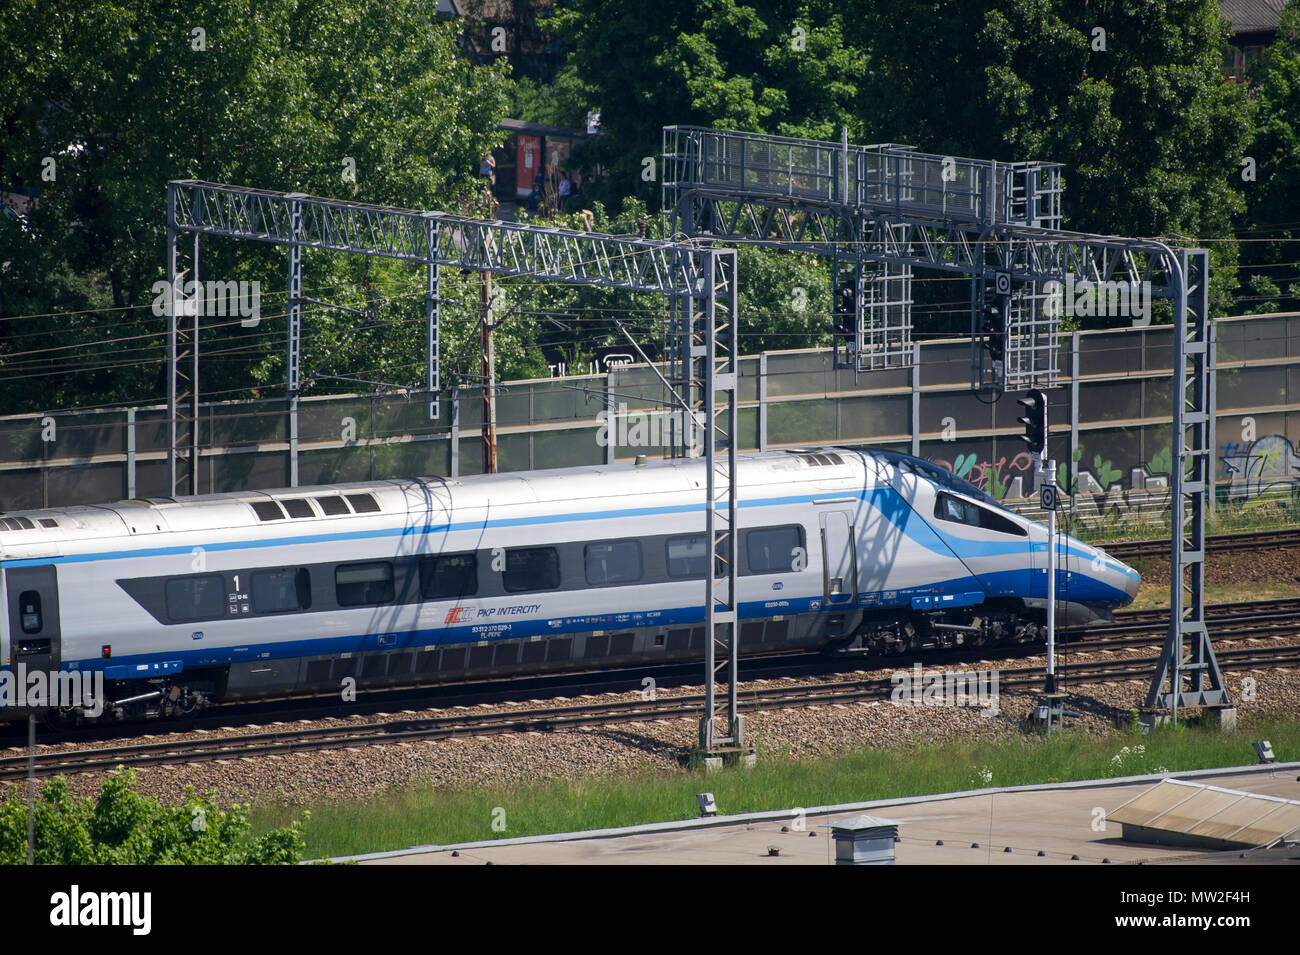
[315,496,350,516]
[251,500,286,521]
[19,590,41,634]
[746,526,803,574]
[975,506,1026,537]
[419,553,478,600]
[253,568,312,613]
[502,548,560,593]
[335,562,395,606]
[38,518,58,528]
[166,575,227,621]
[12,516,34,530]
[345,493,381,514]
[281,498,315,519]
[933,492,1027,537]
[585,541,643,586]
[667,535,707,578]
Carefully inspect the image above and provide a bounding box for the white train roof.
[0,449,874,549]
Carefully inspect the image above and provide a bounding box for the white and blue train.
[0,448,1139,720]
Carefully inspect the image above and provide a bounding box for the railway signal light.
[980,301,1005,362]
[1017,389,1047,453]
[834,281,857,335]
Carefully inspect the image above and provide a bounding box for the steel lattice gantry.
[662,127,1227,723]
[663,124,1064,390]
[164,179,748,754]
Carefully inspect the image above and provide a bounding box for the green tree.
[859,0,1250,319]
[1238,2,1300,315]
[555,0,1250,320]
[0,0,510,411]
[551,0,867,204]
[0,771,306,864]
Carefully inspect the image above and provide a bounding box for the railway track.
[1100,527,1300,561]
[6,641,1299,782]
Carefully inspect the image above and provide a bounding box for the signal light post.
[981,299,1007,386]
[1019,390,1064,722]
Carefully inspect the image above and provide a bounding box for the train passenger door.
[6,565,61,673]
[820,512,857,605]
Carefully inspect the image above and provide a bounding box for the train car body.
[0,448,1139,720]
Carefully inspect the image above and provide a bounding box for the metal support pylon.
[424,213,441,421]
[1146,249,1229,718]
[166,182,201,497]
[286,193,305,488]
[698,248,744,756]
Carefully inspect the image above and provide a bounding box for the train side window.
[502,547,561,593]
[419,553,478,600]
[933,492,1026,537]
[253,568,312,613]
[974,505,1027,537]
[19,591,42,634]
[745,525,804,574]
[165,575,227,621]
[335,561,395,606]
[585,540,643,586]
[666,535,706,578]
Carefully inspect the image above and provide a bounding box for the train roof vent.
[251,500,287,522]
[788,451,843,467]
[345,493,381,514]
[314,495,350,516]
[280,498,315,519]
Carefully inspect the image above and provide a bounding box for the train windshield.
[864,450,1009,511]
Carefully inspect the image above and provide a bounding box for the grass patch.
[1127,579,1300,611]
[250,718,1300,859]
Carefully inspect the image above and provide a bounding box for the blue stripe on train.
[60,568,1131,678]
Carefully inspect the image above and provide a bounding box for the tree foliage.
[1239,2,1300,314]
[0,0,510,411]
[0,771,306,864]
[556,0,1252,318]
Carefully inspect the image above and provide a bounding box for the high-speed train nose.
[1115,558,1141,607]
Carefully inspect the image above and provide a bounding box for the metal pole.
[480,271,497,473]
[425,214,440,421]
[1045,455,1057,693]
[127,407,137,500]
[190,230,201,495]
[286,194,305,488]
[166,183,178,495]
[27,714,35,864]
[450,388,460,478]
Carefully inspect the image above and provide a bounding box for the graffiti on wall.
[929,445,1171,502]
[1218,434,1300,501]
[929,434,1300,516]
